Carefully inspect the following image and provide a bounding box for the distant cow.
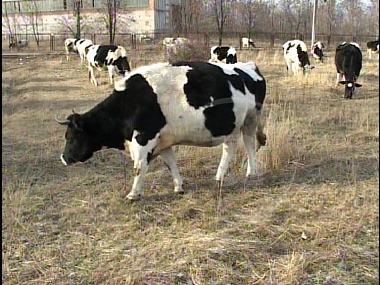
[86,45,131,86]
[366,40,379,59]
[311,41,324,63]
[56,61,267,200]
[335,42,362,99]
[162,37,175,46]
[65,38,94,64]
[283,39,314,75]
[9,39,28,50]
[209,46,238,64]
[241,37,256,49]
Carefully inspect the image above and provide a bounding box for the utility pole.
[311,0,318,49]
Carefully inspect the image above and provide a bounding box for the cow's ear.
[69,113,83,130]
[339,81,347,85]
[355,83,362,87]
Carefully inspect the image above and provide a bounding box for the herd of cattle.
[56,37,378,200]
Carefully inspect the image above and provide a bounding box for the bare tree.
[73,0,82,38]
[2,2,20,44]
[212,0,232,45]
[179,0,203,35]
[241,0,258,39]
[101,0,119,44]
[21,0,42,46]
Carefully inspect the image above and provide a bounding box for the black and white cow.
[335,42,362,99]
[86,44,131,86]
[209,46,238,64]
[241,37,256,49]
[311,41,324,63]
[283,39,314,75]
[56,61,267,200]
[64,38,94,64]
[366,40,379,59]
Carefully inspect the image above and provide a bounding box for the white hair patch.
[347,83,353,88]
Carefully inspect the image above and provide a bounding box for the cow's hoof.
[174,188,185,195]
[126,193,141,201]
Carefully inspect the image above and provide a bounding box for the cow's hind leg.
[242,111,266,178]
[88,64,98,86]
[215,136,238,187]
[159,148,184,194]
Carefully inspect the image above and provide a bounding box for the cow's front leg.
[159,148,184,194]
[126,132,159,200]
[88,64,98,86]
[107,65,115,85]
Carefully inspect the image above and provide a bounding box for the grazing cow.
[9,39,28,50]
[56,61,267,200]
[209,46,238,64]
[335,42,362,99]
[86,45,131,86]
[173,37,190,45]
[366,40,379,59]
[241,37,256,49]
[162,37,175,46]
[283,39,314,75]
[64,38,94,63]
[311,41,324,63]
[139,34,153,44]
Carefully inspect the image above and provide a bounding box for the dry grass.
[2,46,379,285]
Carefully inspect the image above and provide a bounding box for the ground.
[2,47,379,285]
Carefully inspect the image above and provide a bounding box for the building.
[2,0,181,36]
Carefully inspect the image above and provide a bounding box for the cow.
[335,42,362,99]
[56,61,267,200]
[283,39,314,75]
[366,40,379,59]
[209,46,238,64]
[311,41,324,63]
[162,37,175,46]
[173,37,190,45]
[9,39,28,50]
[86,44,131,86]
[241,37,256,49]
[64,38,94,64]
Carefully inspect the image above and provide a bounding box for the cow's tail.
[255,110,267,150]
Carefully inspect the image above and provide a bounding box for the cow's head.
[339,80,362,99]
[55,113,102,165]
[297,46,314,74]
[106,47,131,75]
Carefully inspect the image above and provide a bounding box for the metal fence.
[2,31,378,53]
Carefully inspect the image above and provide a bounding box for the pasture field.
[2,47,379,285]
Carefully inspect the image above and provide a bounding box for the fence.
[2,31,378,53]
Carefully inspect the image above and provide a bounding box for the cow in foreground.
[283,39,314,75]
[56,61,267,200]
[311,41,324,63]
[366,40,379,59]
[335,42,362,99]
[86,44,131,86]
[209,46,238,64]
[64,38,94,63]
[241,37,256,49]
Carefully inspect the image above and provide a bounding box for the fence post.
[50,34,55,51]
[93,33,96,44]
[131,34,136,50]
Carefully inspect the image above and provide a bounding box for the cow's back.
[116,61,265,146]
[335,43,362,76]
